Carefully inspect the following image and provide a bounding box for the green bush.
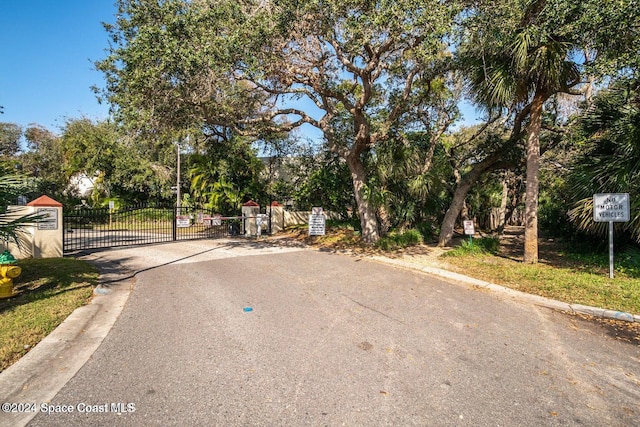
[415,222,438,242]
[376,229,423,251]
[443,236,500,257]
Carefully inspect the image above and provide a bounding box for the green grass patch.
[376,229,424,251]
[442,236,500,257]
[0,258,98,372]
[562,246,640,278]
[443,249,640,315]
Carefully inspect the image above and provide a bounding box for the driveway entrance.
[26,240,640,426]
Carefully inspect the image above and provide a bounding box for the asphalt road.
[25,240,640,426]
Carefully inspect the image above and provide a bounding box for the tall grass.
[443,237,500,257]
[376,229,423,251]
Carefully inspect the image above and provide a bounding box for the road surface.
[23,240,640,426]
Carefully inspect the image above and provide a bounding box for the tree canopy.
[98,0,462,243]
[93,0,640,250]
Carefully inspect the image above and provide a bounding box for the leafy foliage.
[0,168,42,246]
[443,236,500,257]
[567,77,640,242]
[98,0,463,243]
[287,151,355,219]
[375,229,423,251]
[60,118,175,204]
[88,0,640,248]
[19,125,68,201]
[187,137,266,213]
[0,123,21,157]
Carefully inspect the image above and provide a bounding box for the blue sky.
[0,1,481,139]
[1,1,117,134]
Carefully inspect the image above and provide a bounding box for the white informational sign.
[593,193,631,279]
[211,215,222,226]
[309,212,326,236]
[37,208,58,230]
[463,220,475,235]
[593,193,630,222]
[109,201,115,210]
[176,215,191,228]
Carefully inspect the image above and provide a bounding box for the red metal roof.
[27,195,62,207]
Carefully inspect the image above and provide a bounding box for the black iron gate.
[63,204,242,253]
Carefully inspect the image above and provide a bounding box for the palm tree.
[460,0,580,262]
[0,173,42,248]
[187,137,266,214]
[567,77,640,241]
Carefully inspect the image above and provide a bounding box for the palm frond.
[0,209,47,247]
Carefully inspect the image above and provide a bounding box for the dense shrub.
[376,229,423,251]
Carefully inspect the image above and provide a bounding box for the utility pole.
[176,141,181,208]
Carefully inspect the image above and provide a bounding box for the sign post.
[593,193,630,278]
[463,220,475,247]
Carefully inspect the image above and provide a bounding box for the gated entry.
[63,204,242,253]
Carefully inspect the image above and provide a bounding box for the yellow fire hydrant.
[0,250,21,299]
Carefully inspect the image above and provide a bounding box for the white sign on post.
[593,193,631,278]
[309,207,326,236]
[593,193,630,222]
[463,220,475,235]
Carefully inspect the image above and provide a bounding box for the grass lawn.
[443,250,640,315]
[0,258,98,372]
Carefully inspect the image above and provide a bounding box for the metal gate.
[63,204,242,253]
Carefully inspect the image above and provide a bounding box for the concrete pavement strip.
[1,245,638,427]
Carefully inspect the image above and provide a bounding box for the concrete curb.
[0,264,133,427]
[368,255,640,324]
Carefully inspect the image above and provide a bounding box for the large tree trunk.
[438,178,475,247]
[499,175,509,228]
[523,92,545,263]
[346,152,380,245]
[438,152,507,246]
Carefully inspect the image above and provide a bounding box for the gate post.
[241,200,260,237]
[29,196,63,258]
[2,195,63,259]
[172,206,178,241]
[268,202,284,234]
